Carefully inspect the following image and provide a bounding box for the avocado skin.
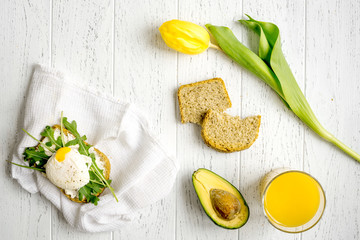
[192,168,250,229]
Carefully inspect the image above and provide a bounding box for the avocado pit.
[210,188,241,220]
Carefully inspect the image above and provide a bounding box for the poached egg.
[45,147,92,191]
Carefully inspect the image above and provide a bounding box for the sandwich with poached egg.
[12,113,117,205]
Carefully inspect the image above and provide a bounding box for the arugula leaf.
[89,165,107,187]
[78,188,84,202]
[41,126,62,149]
[89,168,102,180]
[79,185,97,204]
[88,181,102,193]
[45,137,62,148]
[79,154,119,205]
[60,111,66,147]
[22,129,55,153]
[8,161,45,172]
[65,135,87,147]
[23,146,50,167]
[78,167,106,205]
[63,118,91,156]
[89,195,99,206]
[78,183,101,205]
[89,153,118,202]
[55,136,63,148]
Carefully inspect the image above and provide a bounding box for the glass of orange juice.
[260,168,326,233]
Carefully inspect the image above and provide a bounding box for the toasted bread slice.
[201,110,261,153]
[178,78,232,125]
[40,125,110,203]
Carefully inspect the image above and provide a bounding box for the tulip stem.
[209,43,222,51]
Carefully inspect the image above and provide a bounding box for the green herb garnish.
[62,118,91,156]
[23,146,49,167]
[41,126,62,150]
[78,185,100,206]
[78,167,113,206]
[22,129,55,153]
[89,153,118,202]
[65,136,87,147]
[60,111,66,147]
[8,161,45,172]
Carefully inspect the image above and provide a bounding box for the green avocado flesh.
[192,168,249,229]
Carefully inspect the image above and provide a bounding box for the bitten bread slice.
[201,110,261,153]
[178,78,232,124]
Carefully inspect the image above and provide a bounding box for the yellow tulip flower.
[159,20,218,55]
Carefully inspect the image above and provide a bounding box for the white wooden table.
[1,0,359,239]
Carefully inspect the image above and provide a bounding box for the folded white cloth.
[11,65,178,232]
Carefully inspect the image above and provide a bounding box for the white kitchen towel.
[11,65,178,232]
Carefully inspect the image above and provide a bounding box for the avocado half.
[192,168,249,229]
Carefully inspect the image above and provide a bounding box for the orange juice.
[263,171,321,228]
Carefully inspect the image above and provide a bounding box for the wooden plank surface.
[50,0,113,239]
[176,1,242,239]
[304,0,360,239]
[0,1,51,239]
[0,0,359,239]
[239,1,305,240]
[113,0,177,239]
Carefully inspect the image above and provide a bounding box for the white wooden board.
[0,0,359,239]
[0,1,51,239]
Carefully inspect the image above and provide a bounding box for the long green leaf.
[240,17,321,130]
[206,24,284,98]
[241,16,360,161]
[206,24,290,109]
[206,17,360,162]
[240,15,278,63]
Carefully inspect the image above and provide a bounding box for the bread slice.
[201,110,261,153]
[178,78,232,124]
[40,125,110,203]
